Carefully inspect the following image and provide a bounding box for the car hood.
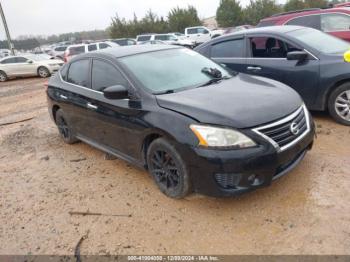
[156,74,302,129]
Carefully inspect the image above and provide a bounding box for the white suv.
[63,41,119,62]
[136,34,195,48]
[184,26,224,44]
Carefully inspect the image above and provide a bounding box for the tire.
[55,109,78,144]
[146,138,192,199]
[38,66,50,78]
[328,83,350,126]
[0,71,7,82]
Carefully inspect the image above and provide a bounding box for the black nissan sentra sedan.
[47,45,315,198]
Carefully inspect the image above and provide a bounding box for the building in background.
[202,16,219,29]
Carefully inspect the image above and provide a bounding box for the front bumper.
[178,121,315,197]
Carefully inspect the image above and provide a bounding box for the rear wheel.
[55,109,78,144]
[0,71,7,82]
[328,83,350,126]
[147,138,192,199]
[38,66,50,78]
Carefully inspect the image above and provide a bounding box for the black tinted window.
[92,60,127,91]
[1,57,16,64]
[99,43,110,49]
[187,28,197,34]
[138,36,151,41]
[211,39,244,58]
[154,35,167,40]
[250,37,301,58]
[88,44,97,51]
[287,15,321,30]
[67,59,90,87]
[69,46,85,55]
[16,57,28,63]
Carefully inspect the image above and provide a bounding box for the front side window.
[88,44,97,51]
[321,13,350,31]
[287,27,350,54]
[92,60,127,91]
[198,28,209,34]
[211,39,244,58]
[286,15,321,30]
[67,59,90,87]
[250,37,301,58]
[119,48,232,94]
[16,57,29,63]
[154,35,167,41]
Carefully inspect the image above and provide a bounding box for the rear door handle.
[87,103,98,110]
[59,94,68,100]
[247,66,262,71]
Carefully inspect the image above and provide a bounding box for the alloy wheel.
[335,90,350,121]
[0,73,6,82]
[150,150,180,190]
[38,67,49,78]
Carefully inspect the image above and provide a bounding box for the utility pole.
[0,1,15,55]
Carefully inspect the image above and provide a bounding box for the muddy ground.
[0,77,349,255]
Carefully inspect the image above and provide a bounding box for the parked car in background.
[0,54,63,82]
[47,45,314,198]
[0,49,11,58]
[49,45,68,60]
[196,25,350,125]
[258,6,350,42]
[136,34,195,48]
[136,34,153,44]
[224,25,254,34]
[139,40,166,45]
[185,26,224,45]
[111,38,136,46]
[63,41,119,62]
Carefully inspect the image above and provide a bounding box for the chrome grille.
[253,105,310,152]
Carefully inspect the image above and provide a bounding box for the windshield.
[119,48,232,94]
[287,28,350,54]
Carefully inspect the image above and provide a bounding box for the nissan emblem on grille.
[290,122,300,135]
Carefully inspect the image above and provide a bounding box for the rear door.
[209,37,247,72]
[244,35,320,108]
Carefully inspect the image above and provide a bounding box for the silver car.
[0,54,63,82]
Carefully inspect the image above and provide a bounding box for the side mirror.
[287,51,308,62]
[27,60,33,64]
[103,85,129,100]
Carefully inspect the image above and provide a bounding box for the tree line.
[1,0,346,50]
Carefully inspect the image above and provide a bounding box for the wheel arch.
[324,78,350,111]
[52,104,60,122]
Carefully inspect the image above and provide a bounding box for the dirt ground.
[0,77,349,256]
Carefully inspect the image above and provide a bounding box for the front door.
[244,36,320,109]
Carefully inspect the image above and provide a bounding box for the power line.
[0,1,15,55]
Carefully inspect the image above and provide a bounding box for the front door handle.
[59,94,68,100]
[87,103,98,110]
[247,66,262,71]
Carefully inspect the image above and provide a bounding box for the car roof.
[224,25,305,36]
[77,44,181,59]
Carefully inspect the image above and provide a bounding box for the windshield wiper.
[154,89,175,95]
[197,75,231,88]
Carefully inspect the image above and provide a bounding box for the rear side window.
[321,13,350,31]
[1,57,17,64]
[99,43,110,49]
[69,46,85,56]
[67,59,90,87]
[91,59,127,91]
[187,28,198,34]
[154,35,167,41]
[16,57,28,63]
[137,36,151,41]
[211,39,244,58]
[88,44,97,51]
[286,15,321,30]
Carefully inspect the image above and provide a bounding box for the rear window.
[137,36,151,41]
[211,39,245,58]
[69,46,85,56]
[286,14,321,30]
[67,59,90,87]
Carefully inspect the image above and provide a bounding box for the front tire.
[328,83,350,126]
[147,138,192,199]
[38,66,50,78]
[0,71,7,82]
[55,109,78,144]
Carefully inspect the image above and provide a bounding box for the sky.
[0,0,226,39]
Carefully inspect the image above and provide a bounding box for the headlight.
[190,124,256,149]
